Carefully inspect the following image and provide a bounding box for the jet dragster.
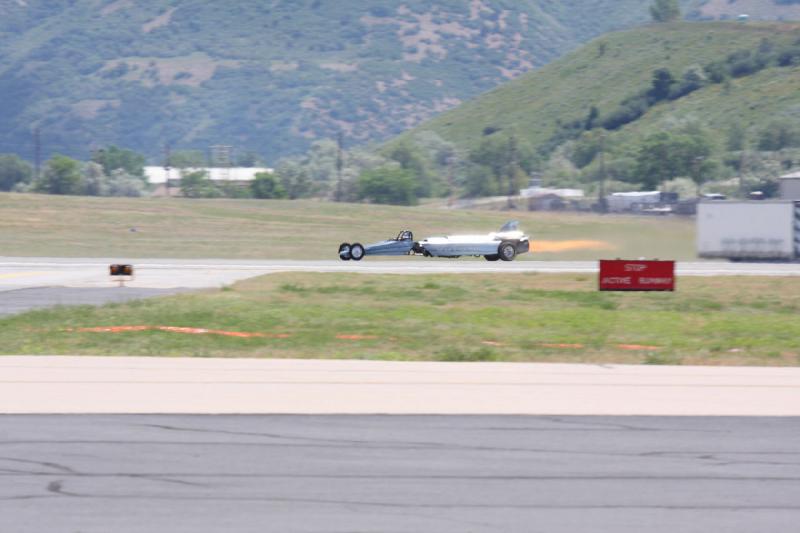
[338,221,530,261]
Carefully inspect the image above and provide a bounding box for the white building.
[606,191,661,212]
[144,166,273,196]
[779,170,800,201]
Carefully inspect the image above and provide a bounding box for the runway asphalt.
[1,414,798,533]
[0,287,192,317]
[3,258,799,531]
[2,257,800,317]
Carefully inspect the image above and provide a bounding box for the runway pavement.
[3,357,799,415]
[0,287,193,317]
[1,414,798,533]
[3,257,800,293]
[3,258,799,532]
[2,257,800,317]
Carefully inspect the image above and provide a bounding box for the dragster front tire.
[338,243,351,261]
[350,243,365,261]
[484,254,500,261]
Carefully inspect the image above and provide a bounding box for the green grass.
[0,193,696,260]
[2,273,798,366]
[400,21,800,155]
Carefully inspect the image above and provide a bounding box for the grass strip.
[1,273,798,366]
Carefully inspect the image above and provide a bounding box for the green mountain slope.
[0,0,695,162]
[692,0,800,21]
[401,21,800,160]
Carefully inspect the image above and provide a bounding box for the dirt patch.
[142,7,176,33]
[100,53,240,87]
[470,0,492,20]
[270,61,298,72]
[101,0,133,17]
[361,11,477,63]
[71,326,289,339]
[72,99,120,119]
[320,62,358,72]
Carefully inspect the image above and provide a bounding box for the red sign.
[599,260,675,291]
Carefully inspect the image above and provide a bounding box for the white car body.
[416,222,531,260]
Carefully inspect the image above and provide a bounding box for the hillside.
[0,0,699,164]
[400,21,800,173]
[692,0,800,21]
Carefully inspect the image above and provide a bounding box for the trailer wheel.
[338,243,351,261]
[484,254,500,261]
[498,241,516,261]
[350,243,365,261]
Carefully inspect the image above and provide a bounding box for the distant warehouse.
[780,171,800,201]
[144,166,273,196]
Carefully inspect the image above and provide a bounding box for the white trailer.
[697,201,800,261]
[606,191,661,213]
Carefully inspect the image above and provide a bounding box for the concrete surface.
[1,414,798,532]
[3,257,800,293]
[2,357,799,415]
[0,287,192,317]
[3,257,800,317]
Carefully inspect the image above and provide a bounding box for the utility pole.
[163,143,171,197]
[507,135,518,209]
[211,145,233,189]
[33,127,41,182]
[335,131,344,202]
[598,131,608,214]
[446,153,456,208]
[739,136,748,198]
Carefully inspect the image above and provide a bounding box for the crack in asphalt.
[0,457,77,474]
[2,490,799,510]
[2,439,798,465]
[3,473,800,481]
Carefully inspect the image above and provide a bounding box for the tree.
[757,120,800,151]
[236,151,265,167]
[168,150,206,169]
[387,143,435,198]
[726,122,747,152]
[650,0,680,22]
[83,162,108,196]
[35,155,83,195]
[91,145,145,177]
[467,135,513,197]
[0,154,33,191]
[180,170,219,198]
[584,106,599,130]
[275,162,313,199]
[250,172,287,199]
[648,68,675,102]
[688,157,719,196]
[570,130,606,169]
[464,134,531,198]
[633,128,717,190]
[356,166,417,205]
[107,169,146,197]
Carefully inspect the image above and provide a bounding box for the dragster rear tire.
[498,241,516,261]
